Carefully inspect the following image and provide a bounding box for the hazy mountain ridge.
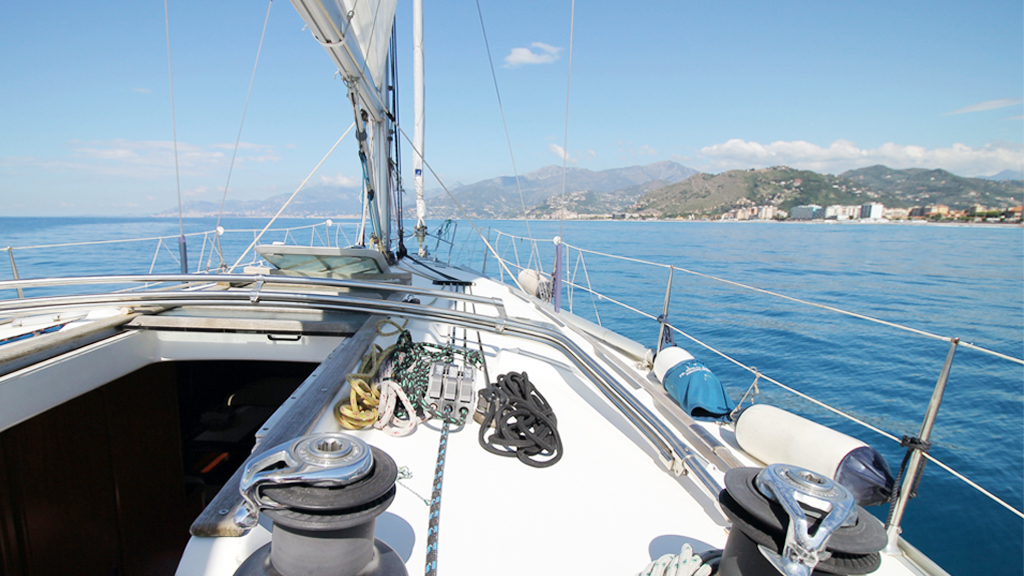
[425,161,698,218]
[526,179,671,217]
[984,169,1024,181]
[155,186,363,218]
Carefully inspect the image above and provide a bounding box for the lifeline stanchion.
[4,248,24,299]
[885,338,959,552]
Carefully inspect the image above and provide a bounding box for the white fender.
[734,404,866,480]
[653,346,695,382]
[517,269,550,299]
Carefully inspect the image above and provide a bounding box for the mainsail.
[291,0,399,257]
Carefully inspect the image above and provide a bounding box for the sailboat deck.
[170,260,934,576]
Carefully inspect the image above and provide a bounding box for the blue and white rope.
[425,406,451,576]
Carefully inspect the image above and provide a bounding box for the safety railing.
[475,229,1024,542]
[1,220,361,296]
[3,223,1021,539]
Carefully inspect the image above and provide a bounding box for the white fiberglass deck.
[176,260,936,576]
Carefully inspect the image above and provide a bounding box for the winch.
[718,463,886,576]
[232,432,407,576]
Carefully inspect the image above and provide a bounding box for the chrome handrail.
[479,231,1024,526]
[0,273,504,315]
[0,281,722,500]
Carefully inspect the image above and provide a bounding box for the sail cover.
[335,0,397,90]
[291,0,397,99]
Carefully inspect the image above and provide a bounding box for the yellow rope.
[333,319,409,429]
[336,378,380,429]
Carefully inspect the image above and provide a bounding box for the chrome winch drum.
[232,433,407,576]
[718,463,887,576]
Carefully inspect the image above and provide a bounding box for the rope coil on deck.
[389,329,484,425]
[334,319,407,430]
[476,371,563,468]
[335,321,483,433]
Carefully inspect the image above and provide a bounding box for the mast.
[291,0,398,257]
[413,0,427,255]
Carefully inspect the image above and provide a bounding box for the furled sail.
[290,0,396,105]
[345,0,398,91]
[291,0,398,256]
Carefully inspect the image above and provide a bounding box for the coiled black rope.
[477,371,562,468]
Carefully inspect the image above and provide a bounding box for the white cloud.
[504,42,562,67]
[132,87,151,94]
[945,98,1023,115]
[549,143,584,165]
[320,173,359,187]
[21,139,283,179]
[696,138,1024,177]
[637,145,657,156]
[549,143,568,161]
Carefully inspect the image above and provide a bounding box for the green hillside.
[633,165,1022,218]
[840,166,1022,208]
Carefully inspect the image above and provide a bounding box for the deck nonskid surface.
[305,265,725,574]
[173,261,933,575]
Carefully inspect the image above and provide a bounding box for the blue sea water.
[1,216,1021,575]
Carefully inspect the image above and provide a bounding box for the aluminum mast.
[413,0,427,255]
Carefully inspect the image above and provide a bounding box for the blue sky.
[1,0,1021,216]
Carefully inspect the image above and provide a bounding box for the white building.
[826,205,861,220]
[860,203,885,220]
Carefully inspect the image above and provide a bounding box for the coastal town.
[717,202,1023,223]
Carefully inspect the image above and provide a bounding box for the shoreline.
[2,214,1022,228]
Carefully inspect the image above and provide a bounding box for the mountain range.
[155,186,363,218]
[157,162,1022,220]
[633,165,1023,218]
[423,161,697,219]
[984,169,1024,181]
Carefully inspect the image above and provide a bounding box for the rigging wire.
[560,242,1024,366]
[548,269,1024,519]
[395,125,526,292]
[473,0,535,242]
[558,0,576,239]
[163,0,184,238]
[388,21,407,257]
[228,122,356,272]
[213,0,274,269]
